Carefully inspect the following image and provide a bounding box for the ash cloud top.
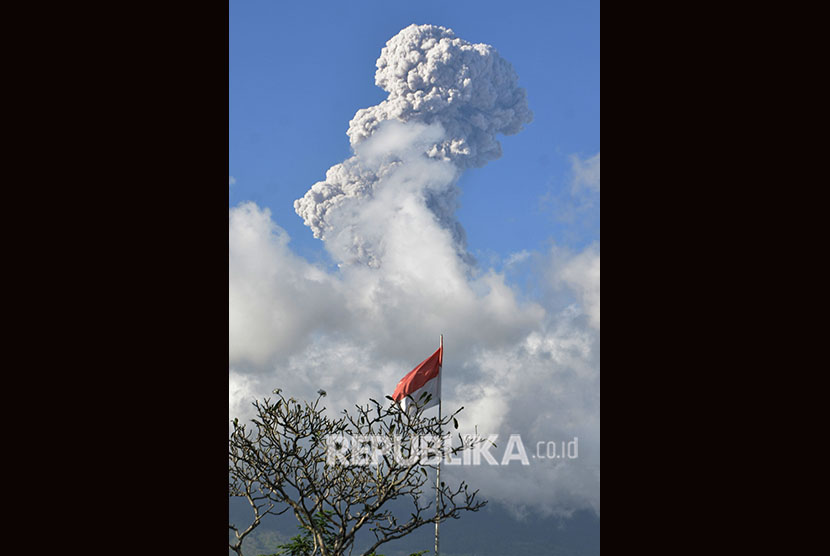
[350,23,532,167]
[294,24,532,267]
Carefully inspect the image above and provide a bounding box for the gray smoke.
[294,24,532,266]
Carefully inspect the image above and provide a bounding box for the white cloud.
[570,152,600,193]
[229,202,347,368]
[538,152,600,242]
[504,250,531,268]
[229,370,258,422]
[558,245,601,330]
[228,199,600,515]
[229,176,237,187]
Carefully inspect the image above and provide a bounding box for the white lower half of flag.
[400,371,441,413]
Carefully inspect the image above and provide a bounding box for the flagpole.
[435,334,442,556]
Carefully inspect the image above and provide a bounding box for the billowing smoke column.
[294,24,532,267]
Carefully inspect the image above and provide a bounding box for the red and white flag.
[392,345,442,412]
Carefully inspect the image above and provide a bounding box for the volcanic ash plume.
[294,24,532,267]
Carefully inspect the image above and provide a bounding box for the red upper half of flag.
[392,346,443,402]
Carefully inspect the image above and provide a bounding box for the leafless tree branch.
[229,391,487,556]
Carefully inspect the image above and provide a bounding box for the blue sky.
[229,0,599,267]
[229,1,599,553]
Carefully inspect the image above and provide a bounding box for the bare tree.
[228,390,488,556]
